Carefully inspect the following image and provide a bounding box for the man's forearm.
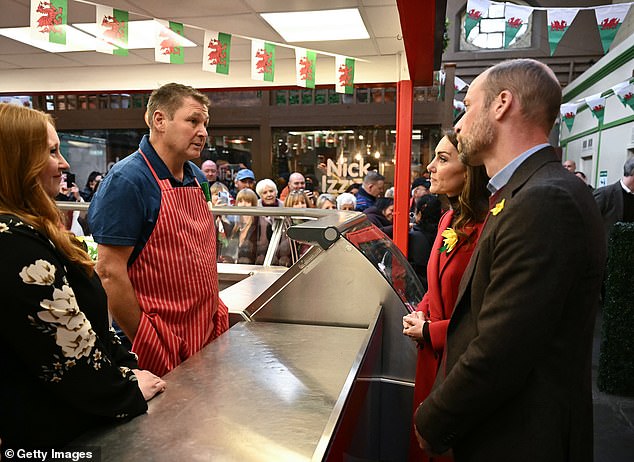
[104,276,142,341]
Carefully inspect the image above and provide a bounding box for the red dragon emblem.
[624,92,633,101]
[592,105,604,112]
[467,9,482,20]
[564,112,575,119]
[101,15,126,42]
[507,17,523,29]
[550,20,567,31]
[36,1,64,34]
[255,48,273,74]
[159,30,181,56]
[207,39,227,66]
[338,64,353,88]
[600,17,620,30]
[299,57,314,82]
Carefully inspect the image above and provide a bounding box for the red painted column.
[393,79,413,256]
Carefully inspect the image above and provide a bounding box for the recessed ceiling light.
[261,8,369,42]
[0,26,112,52]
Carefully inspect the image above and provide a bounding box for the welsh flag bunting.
[547,8,578,56]
[295,48,316,89]
[560,103,578,131]
[504,3,532,48]
[464,0,490,41]
[335,56,355,94]
[454,76,468,92]
[585,94,606,124]
[454,100,466,120]
[612,82,634,110]
[251,40,275,82]
[594,4,631,53]
[95,5,128,55]
[155,19,185,64]
[202,30,231,75]
[30,0,67,45]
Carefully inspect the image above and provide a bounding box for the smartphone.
[65,173,76,189]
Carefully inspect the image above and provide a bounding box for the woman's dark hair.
[374,197,394,212]
[85,171,102,189]
[443,130,489,240]
[414,195,442,228]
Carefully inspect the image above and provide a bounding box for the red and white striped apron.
[129,151,229,376]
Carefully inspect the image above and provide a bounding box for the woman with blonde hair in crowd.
[0,104,165,449]
[283,189,312,208]
[316,193,336,209]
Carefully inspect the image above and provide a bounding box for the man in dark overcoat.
[414,59,606,462]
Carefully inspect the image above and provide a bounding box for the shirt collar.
[621,179,634,194]
[487,143,550,194]
[140,135,199,187]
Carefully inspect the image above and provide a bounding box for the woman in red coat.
[403,131,489,461]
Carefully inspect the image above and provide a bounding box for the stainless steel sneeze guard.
[66,204,424,461]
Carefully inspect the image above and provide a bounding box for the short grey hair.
[624,157,634,177]
[255,178,278,197]
[363,171,385,186]
[336,192,357,209]
[316,194,336,208]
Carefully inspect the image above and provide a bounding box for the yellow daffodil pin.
[440,228,458,254]
[490,198,505,216]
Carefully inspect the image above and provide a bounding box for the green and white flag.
[560,103,578,132]
[585,94,606,125]
[594,4,631,53]
[202,30,231,75]
[504,3,532,48]
[95,5,128,55]
[30,0,67,45]
[335,56,355,95]
[546,8,578,56]
[464,0,489,41]
[295,48,316,89]
[612,81,634,110]
[251,40,275,82]
[155,19,184,64]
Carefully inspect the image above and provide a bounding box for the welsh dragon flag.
[202,30,231,75]
[30,0,67,45]
[335,56,355,95]
[454,76,468,92]
[155,19,184,64]
[504,3,532,48]
[585,94,606,125]
[454,100,466,121]
[464,0,489,41]
[560,103,578,132]
[95,5,128,56]
[295,48,316,89]
[594,4,631,53]
[612,81,634,110]
[546,8,578,56]
[251,40,275,82]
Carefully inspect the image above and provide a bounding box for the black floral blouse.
[0,215,147,448]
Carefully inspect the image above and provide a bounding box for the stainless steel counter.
[75,321,373,461]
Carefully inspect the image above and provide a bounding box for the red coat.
[409,210,483,462]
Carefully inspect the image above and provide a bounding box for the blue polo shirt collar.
[139,135,200,187]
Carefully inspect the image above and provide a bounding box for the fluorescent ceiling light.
[73,20,196,49]
[261,8,369,42]
[0,26,112,52]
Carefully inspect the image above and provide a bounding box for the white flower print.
[0,223,9,233]
[37,284,97,359]
[20,259,56,286]
[54,323,96,359]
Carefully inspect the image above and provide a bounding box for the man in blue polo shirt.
[88,83,229,376]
